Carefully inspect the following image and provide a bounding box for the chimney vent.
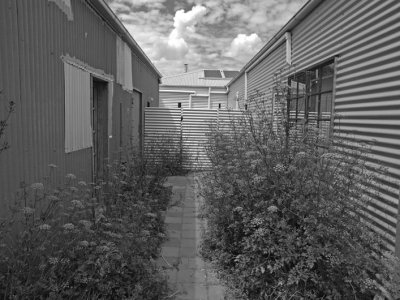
[184,63,188,73]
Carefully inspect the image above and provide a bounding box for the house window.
[288,60,334,132]
[147,101,150,107]
[178,102,181,108]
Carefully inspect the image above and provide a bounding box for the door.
[92,78,108,181]
[131,90,143,153]
[119,90,143,156]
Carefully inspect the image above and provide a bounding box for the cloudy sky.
[106,0,307,76]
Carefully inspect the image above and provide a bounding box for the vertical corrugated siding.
[0,0,22,217]
[0,0,159,215]
[116,35,124,86]
[64,62,92,152]
[289,0,400,251]
[132,52,160,106]
[123,42,133,90]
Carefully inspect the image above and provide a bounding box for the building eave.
[87,0,162,78]
[227,0,323,87]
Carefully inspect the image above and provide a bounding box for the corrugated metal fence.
[144,108,242,170]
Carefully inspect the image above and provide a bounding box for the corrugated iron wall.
[144,108,242,169]
[0,0,160,215]
[181,109,218,169]
[191,96,209,109]
[64,63,92,153]
[210,93,228,109]
[227,0,400,252]
[159,92,191,109]
[159,87,229,110]
[132,52,160,106]
[291,0,400,252]
[227,74,245,109]
[247,42,287,113]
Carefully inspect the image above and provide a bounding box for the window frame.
[288,59,336,130]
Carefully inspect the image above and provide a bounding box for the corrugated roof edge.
[87,0,162,78]
[227,0,323,87]
[162,70,202,79]
[162,69,239,80]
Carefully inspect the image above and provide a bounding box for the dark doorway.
[92,78,108,181]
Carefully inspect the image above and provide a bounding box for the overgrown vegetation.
[145,132,189,176]
[199,75,398,299]
[0,154,171,299]
[0,90,15,154]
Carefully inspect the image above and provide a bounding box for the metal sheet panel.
[132,52,160,107]
[247,42,286,114]
[0,0,23,217]
[144,108,243,169]
[235,0,400,251]
[0,0,159,215]
[64,62,92,152]
[291,0,400,251]
[116,35,124,85]
[210,94,228,109]
[227,73,245,109]
[159,92,191,109]
[123,42,133,90]
[191,96,209,109]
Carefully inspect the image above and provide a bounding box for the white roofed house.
[159,69,239,110]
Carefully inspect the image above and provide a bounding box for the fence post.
[180,108,183,170]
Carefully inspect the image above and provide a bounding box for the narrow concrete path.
[160,174,225,300]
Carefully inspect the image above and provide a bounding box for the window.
[178,102,181,108]
[147,101,150,107]
[288,60,334,132]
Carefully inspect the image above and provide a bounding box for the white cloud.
[107,0,307,75]
[154,5,207,61]
[172,5,207,38]
[225,33,262,59]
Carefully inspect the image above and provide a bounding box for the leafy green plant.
[199,74,388,299]
[0,152,171,299]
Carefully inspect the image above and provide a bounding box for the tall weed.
[200,83,390,299]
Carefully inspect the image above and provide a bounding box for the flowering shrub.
[199,90,389,299]
[0,155,171,299]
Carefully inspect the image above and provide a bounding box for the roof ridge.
[162,70,203,78]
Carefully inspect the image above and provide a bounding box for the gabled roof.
[161,69,239,87]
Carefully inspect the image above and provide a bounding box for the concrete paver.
[160,174,226,300]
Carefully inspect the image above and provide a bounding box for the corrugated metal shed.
[0,0,161,217]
